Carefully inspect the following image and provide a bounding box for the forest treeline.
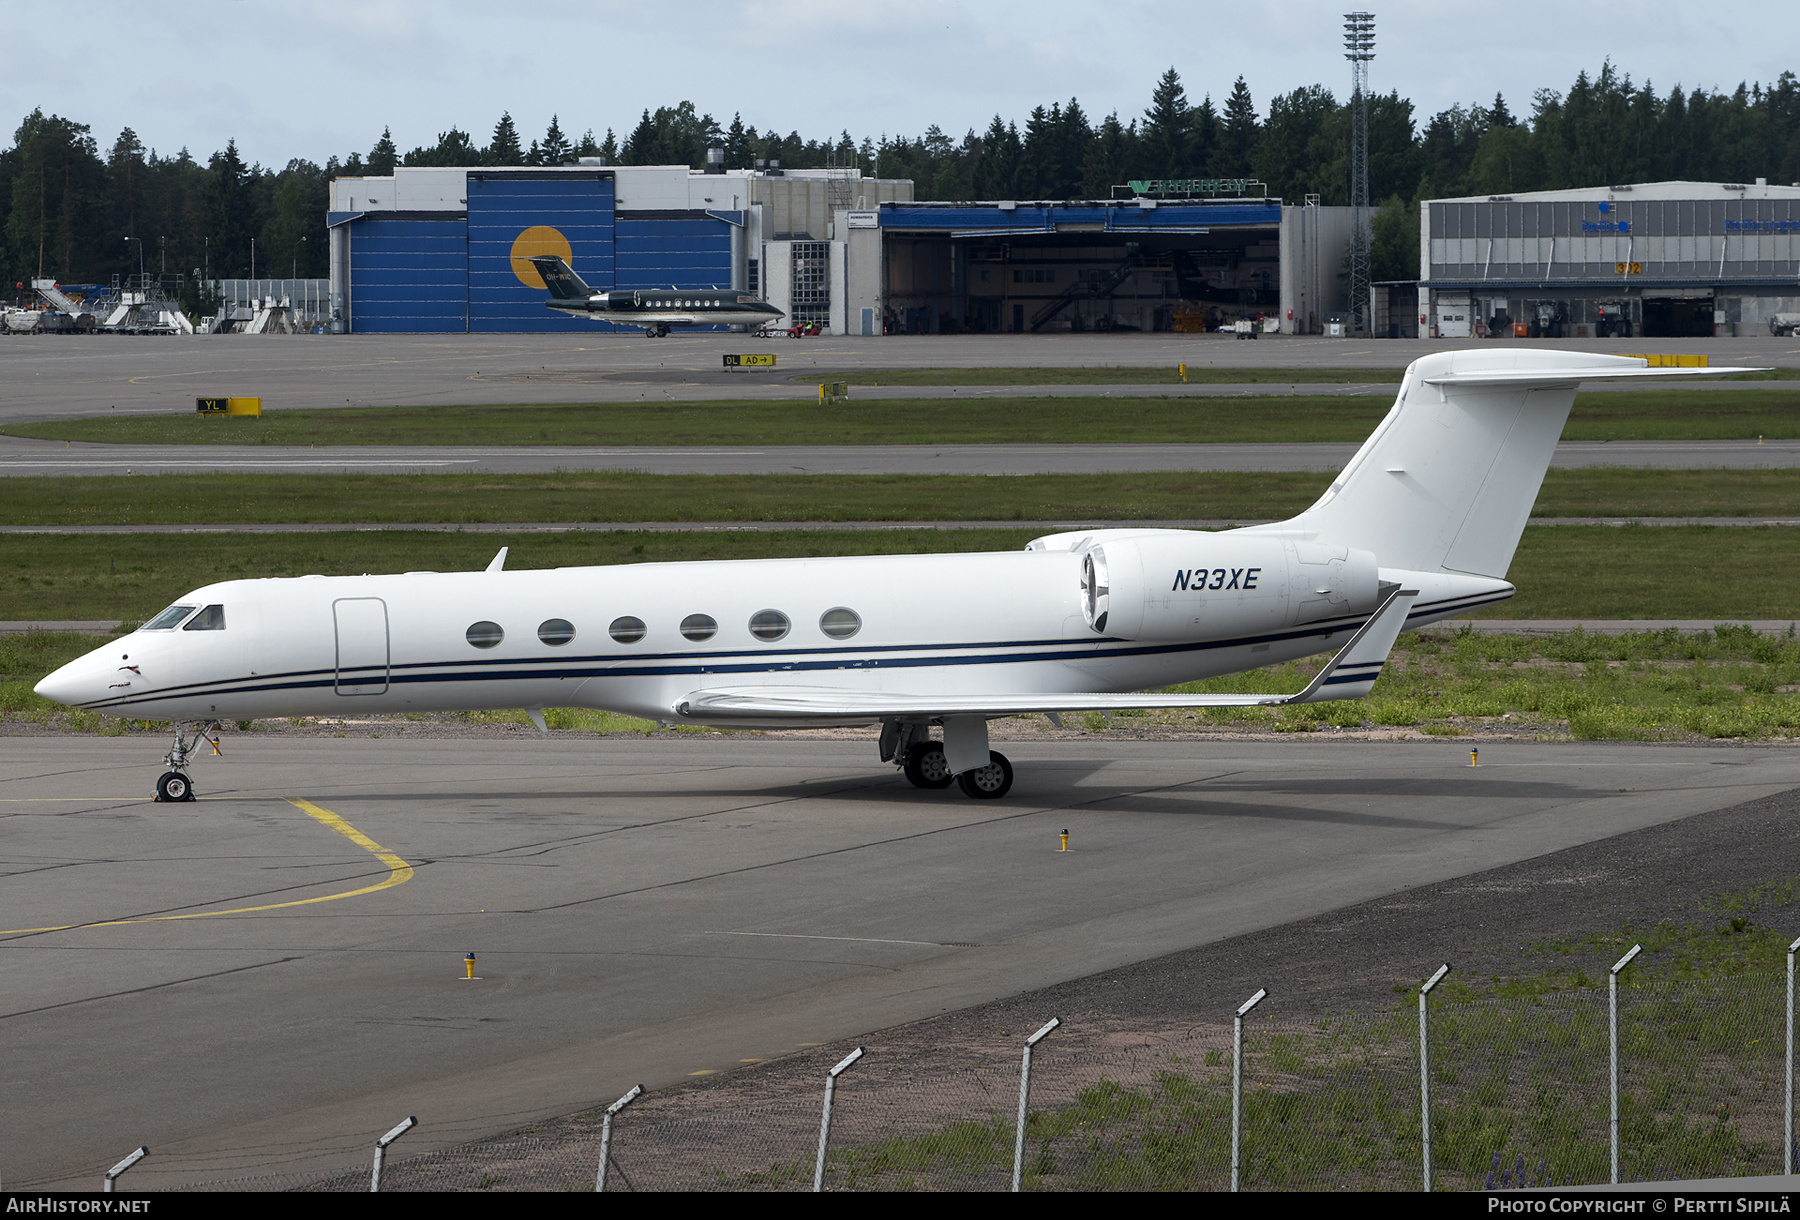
[4,61,1799,302]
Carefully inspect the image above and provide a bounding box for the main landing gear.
[643,324,670,338]
[882,723,1014,800]
[154,720,221,802]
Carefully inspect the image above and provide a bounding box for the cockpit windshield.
[144,604,197,630]
[182,605,227,631]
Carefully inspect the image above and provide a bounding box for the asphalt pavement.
[3,436,1796,475]
[6,734,1800,1188]
[1,330,1794,424]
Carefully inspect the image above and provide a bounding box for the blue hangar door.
[467,171,617,332]
[615,210,737,330]
[345,215,469,333]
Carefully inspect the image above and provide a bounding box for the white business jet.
[37,350,1753,803]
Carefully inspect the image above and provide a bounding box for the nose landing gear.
[154,720,221,803]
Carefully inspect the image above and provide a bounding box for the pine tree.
[1192,95,1220,178]
[541,115,572,165]
[1081,111,1137,198]
[108,127,147,245]
[724,113,751,168]
[207,138,253,277]
[1489,92,1516,129]
[1142,68,1192,178]
[1221,76,1259,173]
[368,127,398,176]
[487,112,524,166]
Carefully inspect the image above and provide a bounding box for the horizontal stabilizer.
[677,587,1418,723]
[1420,365,1764,386]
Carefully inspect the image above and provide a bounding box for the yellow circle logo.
[510,225,573,288]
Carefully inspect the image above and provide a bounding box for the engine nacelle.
[1077,532,1380,640]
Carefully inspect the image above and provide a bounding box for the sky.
[4,1,1794,168]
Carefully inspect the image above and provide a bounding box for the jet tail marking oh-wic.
[35,350,1762,802]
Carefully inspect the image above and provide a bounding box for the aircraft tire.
[156,770,194,802]
[955,751,1014,799]
[903,742,955,789]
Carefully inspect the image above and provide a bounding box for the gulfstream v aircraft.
[36,350,1753,803]
[530,255,784,337]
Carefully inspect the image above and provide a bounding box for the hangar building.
[1419,180,1800,339]
[326,163,912,333]
[874,195,1355,336]
[326,165,1358,336]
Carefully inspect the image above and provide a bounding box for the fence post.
[1419,963,1451,1192]
[596,1084,644,1192]
[1609,944,1642,1185]
[1788,936,1800,1174]
[1233,988,1268,1193]
[370,1116,417,1193]
[813,1047,864,1193]
[102,1146,147,1192]
[1012,1017,1061,1192]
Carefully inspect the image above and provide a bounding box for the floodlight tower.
[1344,12,1375,333]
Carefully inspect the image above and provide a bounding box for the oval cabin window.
[467,621,504,649]
[819,607,861,639]
[538,619,575,646]
[609,616,647,644]
[749,610,790,642]
[680,613,718,642]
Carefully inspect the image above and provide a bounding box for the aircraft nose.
[34,654,111,708]
[34,663,87,706]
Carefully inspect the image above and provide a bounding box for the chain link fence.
[162,967,1798,1192]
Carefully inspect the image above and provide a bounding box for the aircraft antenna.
[1344,12,1375,334]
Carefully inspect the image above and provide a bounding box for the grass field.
[6,621,1795,746]
[3,468,1792,527]
[800,876,1800,1190]
[1165,622,1800,741]
[7,387,1799,446]
[819,365,1407,386]
[2,525,1796,622]
[822,365,1798,387]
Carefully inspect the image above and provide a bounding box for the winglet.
[1286,584,1418,704]
[485,547,507,573]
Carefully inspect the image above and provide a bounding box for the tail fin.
[1242,350,1762,579]
[529,256,593,301]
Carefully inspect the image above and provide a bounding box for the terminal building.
[327,164,1360,336]
[1419,180,1800,339]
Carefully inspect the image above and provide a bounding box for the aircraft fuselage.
[548,288,783,331]
[37,546,1503,730]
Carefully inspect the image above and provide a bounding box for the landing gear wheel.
[156,771,194,802]
[955,751,1014,799]
[903,742,955,789]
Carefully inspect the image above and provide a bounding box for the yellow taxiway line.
[0,797,412,935]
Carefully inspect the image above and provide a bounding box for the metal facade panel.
[467,175,616,333]
[615,215,733,289]
[348,218,467,333]
[1429,192,1800,286]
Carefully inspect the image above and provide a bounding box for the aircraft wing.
[676,588,1417,722]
